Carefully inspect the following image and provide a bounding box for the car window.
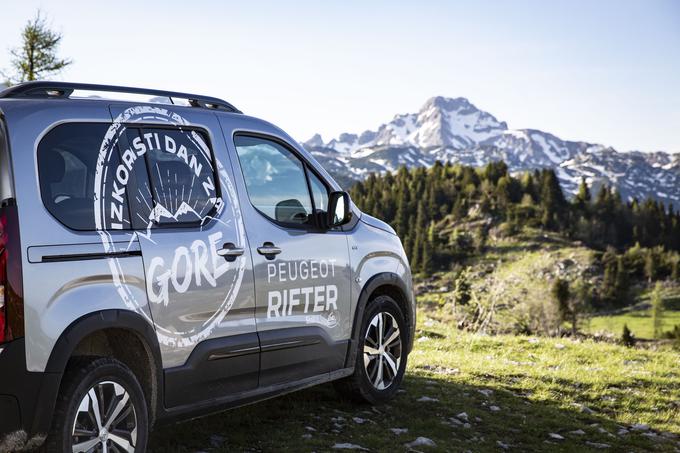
[38,123,128,230]
[136,128,218,227]
[234,135,313,225]
[308,170,329,213]
[38,123,218,231]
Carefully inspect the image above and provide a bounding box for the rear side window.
[125,128,218,228]
[38,123,117,230]
[38,123,218,231]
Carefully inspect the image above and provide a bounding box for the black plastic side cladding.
[0,338,61,440]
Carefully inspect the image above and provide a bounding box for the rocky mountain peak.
[302,96,678,206]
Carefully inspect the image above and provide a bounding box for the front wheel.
[43,357,148,453]
[334,295,408,404]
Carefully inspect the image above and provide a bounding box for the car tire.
[42,356,149,453]
[334,294,408,404]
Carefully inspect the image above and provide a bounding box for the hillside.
[417,227,680,339]
[304,96,680,205]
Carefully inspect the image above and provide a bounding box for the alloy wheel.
[71,380,138,453]
[363,311,402,390]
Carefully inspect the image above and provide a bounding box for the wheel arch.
[344,272,414,369]
[43,309,163,428]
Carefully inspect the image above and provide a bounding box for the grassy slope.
[421,228,600,336]
[429,228,680,339]
[586,288,680,339]
[149,309,680,452]
[588,311,680,340]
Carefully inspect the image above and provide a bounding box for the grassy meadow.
[148,229,680,452]
[149,305,680,452]
[586,287,680,340]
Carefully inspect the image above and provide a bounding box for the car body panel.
[106,104,257,370]
[0,94,415,447]
[218,115,353,385]
[0,99,156,372]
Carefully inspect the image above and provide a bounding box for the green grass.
[586,287,680,340]
[587,310,680,340]
[417,228,602,335]
[149,309,680,452]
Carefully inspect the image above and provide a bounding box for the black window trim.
[37,121,222,232]
[232,132,332,232]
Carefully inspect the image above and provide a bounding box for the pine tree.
[622,324,635,347]
[452,267,472,307]
[644,250,658,283]
[393,169,410,238]
[410,203,427,272]
[576,177,591,205]
[422,221,435,274]
[4,11,73,83]
[651,282,664,339]
[348,159,680,281]
[551,278,570,334]
[569,280,591,337]
[539,170,565,229]
[614,256,629,306]
[521,172,538,202]
[671,254,680,281]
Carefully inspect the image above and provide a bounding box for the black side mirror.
[327,191,351,228]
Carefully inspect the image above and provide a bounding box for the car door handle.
[217,243,244,262]
[257,242,282,259]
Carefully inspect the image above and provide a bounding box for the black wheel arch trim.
[344,272,415,369]
[43,309,164,428]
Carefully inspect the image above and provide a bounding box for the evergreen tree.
[644,249,658,283]
[539,170,565,229]
[411,203,427,272]
[348,159,680,281]
[452,267,472,307]
[551,278,570,334]
[575,177,591,205]
[422,221,436,274]
[614,256,629,306]
[651,282,664,339]
[570,280,591,336]
[621,324,635,347]
[4,11,73,83]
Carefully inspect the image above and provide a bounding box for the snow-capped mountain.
[304,96,680,205]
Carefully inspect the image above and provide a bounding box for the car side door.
[227,132,352,387]
[107,105,258,407]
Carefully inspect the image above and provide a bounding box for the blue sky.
[0,0,678,152]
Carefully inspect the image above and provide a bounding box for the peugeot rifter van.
[0,82,415,452]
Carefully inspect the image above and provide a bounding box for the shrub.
[622,324,635,347]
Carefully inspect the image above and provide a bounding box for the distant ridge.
[303,96,680,205]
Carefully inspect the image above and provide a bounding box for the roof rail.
[0,81,242,113]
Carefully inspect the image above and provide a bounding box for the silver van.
[0,82,415,452]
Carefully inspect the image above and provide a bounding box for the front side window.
[308,170,329,215]
[234,135,314,225]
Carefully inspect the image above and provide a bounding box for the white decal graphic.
[265,258,340,327]
[94,106,246,347]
